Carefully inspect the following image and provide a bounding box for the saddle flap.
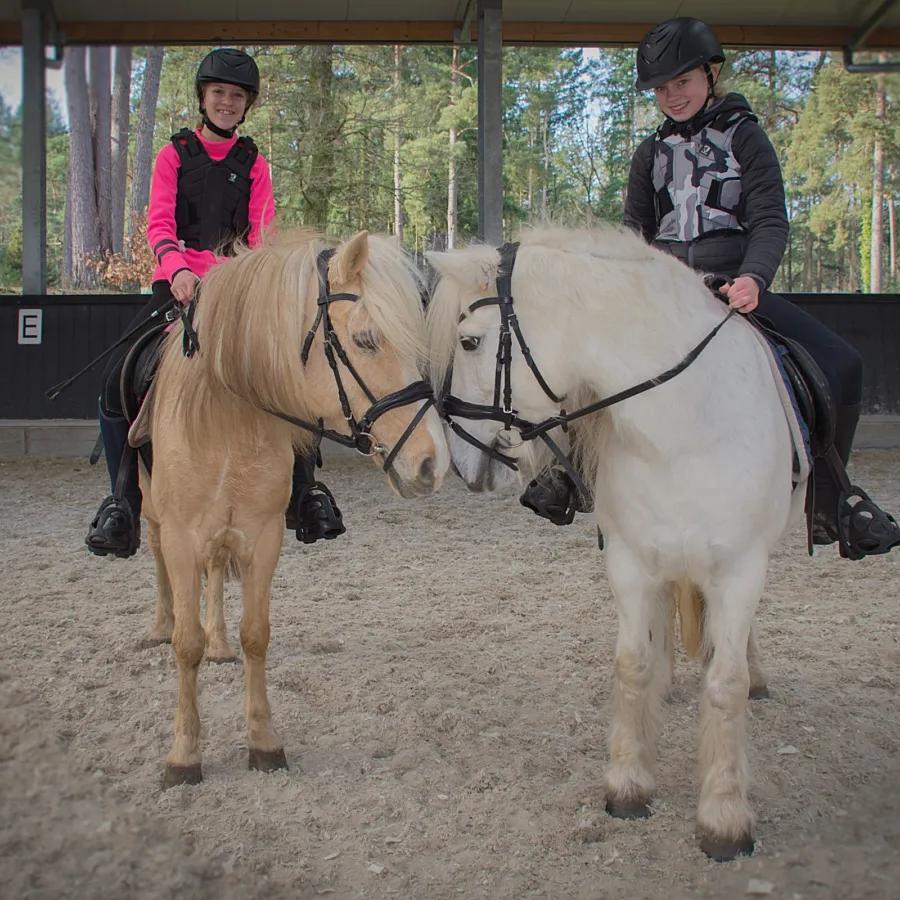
[128,378,156,449]
[748,314,836,458]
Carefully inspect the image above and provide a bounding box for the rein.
[263,248,436,473]
[441,241,736,496]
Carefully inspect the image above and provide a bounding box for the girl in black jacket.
[523,17,898,560]
[622,16,898,558]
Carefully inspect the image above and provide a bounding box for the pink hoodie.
[146,129,275,284]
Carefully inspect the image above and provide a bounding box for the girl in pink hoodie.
[87,49,345,558]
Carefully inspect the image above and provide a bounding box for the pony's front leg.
[696,550,768,861]
[603,547,668,819]
[159,525,206,789]
[204,560,237,663]
[239,518,287,772]
[144,516,174,647]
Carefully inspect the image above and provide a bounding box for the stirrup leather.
[293,482,346,544]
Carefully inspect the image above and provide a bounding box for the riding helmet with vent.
[635,18,725,91]
[195,48,260,103]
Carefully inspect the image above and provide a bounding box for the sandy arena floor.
[1,450,899,900]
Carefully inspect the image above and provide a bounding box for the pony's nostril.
[419,457,436,486]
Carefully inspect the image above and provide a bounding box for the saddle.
[122,322,168,474]
[87,321,167,476]
[746,313,835,460]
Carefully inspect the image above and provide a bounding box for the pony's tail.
[674,583,708,661]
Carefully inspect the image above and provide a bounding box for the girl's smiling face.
[201,82,250,132]
[653,64,719,121]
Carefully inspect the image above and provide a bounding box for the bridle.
[441,241,735,497]
[266,247,436,474]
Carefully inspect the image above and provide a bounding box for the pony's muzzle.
[386,452,440,498]
[418,456,436,490]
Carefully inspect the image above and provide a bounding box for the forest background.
[0,44,897,294]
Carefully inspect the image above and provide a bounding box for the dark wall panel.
[790,294,900,415]
[1,292,899,418]
[0,294,147,419]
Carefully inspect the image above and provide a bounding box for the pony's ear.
[426,250,493,292]
[332,230,370,285]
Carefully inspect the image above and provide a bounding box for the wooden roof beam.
[2,20,900,50]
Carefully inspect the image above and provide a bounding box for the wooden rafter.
[2,20,900,49]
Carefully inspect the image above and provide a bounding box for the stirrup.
[293,482,346,544]
[85,495,139,559]
[520,469,583,526]
[836,487,900,560]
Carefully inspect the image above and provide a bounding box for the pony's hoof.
[163,763,203,789]
[605,795,652,819]
[699,832,754,862]
[749,684,770,700]
[140,635,171,649]
[248,748,288,773]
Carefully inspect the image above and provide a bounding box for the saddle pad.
[748,327,812,489]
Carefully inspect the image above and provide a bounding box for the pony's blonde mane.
[154,228,426,450]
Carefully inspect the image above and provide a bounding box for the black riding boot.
[519,466,593,527]
[85,406,141,558]
[286,451,346,544]
[813,403,900,558]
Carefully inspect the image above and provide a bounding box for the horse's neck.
[159,351,291,454]
[563,286,731,443]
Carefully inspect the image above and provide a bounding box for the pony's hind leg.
[159,524,206,788]
[144,516,174,647]
[239,520,287,773]
[747,625,769,700]
[603,547,668,819]
[696,549,768,861]
[204,559,238,663]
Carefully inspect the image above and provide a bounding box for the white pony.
[426,225,806,862]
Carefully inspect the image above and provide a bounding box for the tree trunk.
[62,179,73,287]
[110,46,132,256]
[129,47,164,248]
[65,46,100,287]
[90,47,113,255]
[541,109,549,219]
[890,191,897,278]
[306,46,336,230]
[871,66,886,293]
[816,236,823,292]
[393,45,404,243]
[447,46,459,250]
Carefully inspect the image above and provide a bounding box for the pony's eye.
[352,331,380,352]
[460,335,481,352]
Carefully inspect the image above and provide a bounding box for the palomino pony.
[132,229,449,788]
[426,226,806,861]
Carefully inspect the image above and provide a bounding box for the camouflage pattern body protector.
[652,107,756,243]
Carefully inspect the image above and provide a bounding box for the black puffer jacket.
[623,93,788,289]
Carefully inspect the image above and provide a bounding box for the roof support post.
[477,0,503,245]
[20,0,49,294]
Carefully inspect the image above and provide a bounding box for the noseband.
[266,248,435,473]
[441,241,735,496]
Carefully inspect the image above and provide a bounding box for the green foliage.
[5,45,900,292]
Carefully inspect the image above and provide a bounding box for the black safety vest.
[170,128,258,256]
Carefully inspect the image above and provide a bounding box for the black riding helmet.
[195,48,260,137]
[635,18,725,92]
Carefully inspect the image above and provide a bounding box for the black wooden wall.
[1,293,898,418]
